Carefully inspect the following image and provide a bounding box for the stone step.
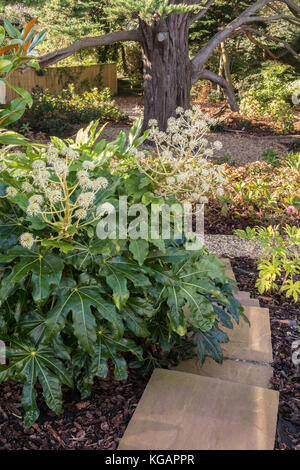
[172,356,273,389]
[173,303,272,389]
[118,258,277,450]
[222,306,273,364]
[222,258,235,281]
[235,291,260,307]
[235,291,251,300]
[118,369,279,450]
[240,298,260,307]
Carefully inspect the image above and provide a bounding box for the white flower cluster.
[19,232,35,250]
[76,168,109,192]
[2,143,112,248]
[133,106,226,202]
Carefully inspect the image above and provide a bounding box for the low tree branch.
[194,69,239,111]
[243,27,300,59]
[279,0,300,16]
[243,26,300,59]
[244,30,278,59]
[191,0,299,76]
[37,30,142,68]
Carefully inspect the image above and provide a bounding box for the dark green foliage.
[14,85,127,136]
[0,121,245,426]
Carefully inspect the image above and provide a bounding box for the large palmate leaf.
[0,221,24,250]
[75,331,144,397]
[45,283,123,355]
[147,246,193,264]
[105,257,151,287]
[0,247,64,304]
[103,263,130,310]
[0,337,73,428]
[63,239,123,270]
[129,239,149,266]
[145,248,244,335]
[121,301,151,337]
[193,324,229,364]
[146,264,219,333]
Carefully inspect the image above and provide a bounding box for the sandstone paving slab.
[221,258,236,281]
[235,297,260,307]
[222,306,273,363]
[235,291,250,300]
[235,291,260,307]
[172,356,273,389]
[118,369,279,450]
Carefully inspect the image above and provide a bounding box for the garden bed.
[0,256,298,450]
[231,257,300,451]
[204,204,300,235]
[0,371,148,450]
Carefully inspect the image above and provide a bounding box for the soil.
[231,257,300,451]
[0,370,148,450]
[204,202,300,235]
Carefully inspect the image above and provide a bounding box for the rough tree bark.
[35,0,300,129]
[140,14,192,130]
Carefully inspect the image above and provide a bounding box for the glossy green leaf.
[166,287,187,336]
[105,266,129,310]
[0,248,64,305]
[45,284,123,354]
[1,338,72,427]
[3,18,21,39]
[106,257,150,287]
[129,239,149,266]
[0,26,5,45]
[0,59,13,73]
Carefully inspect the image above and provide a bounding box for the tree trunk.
[217,47,224,94]
[220,42,234,100]
[140,15,192,131]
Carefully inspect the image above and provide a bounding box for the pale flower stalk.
[129,106,225,202]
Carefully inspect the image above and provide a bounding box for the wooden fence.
[1,63,117,104]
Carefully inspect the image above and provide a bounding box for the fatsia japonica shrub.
[0,120,245,427]
[112,106,226,203]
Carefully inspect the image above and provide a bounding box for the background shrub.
[238,62,299,133]
[14,84,127,136]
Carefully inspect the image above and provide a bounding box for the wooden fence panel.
[4,63,117,103]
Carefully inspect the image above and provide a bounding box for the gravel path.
[102,97,299,166]
[203,235,262,258]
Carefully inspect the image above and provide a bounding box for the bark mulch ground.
[205,203,262,235]
[0,370,148,450]
[204,203,300,235]
[231,257,300,451]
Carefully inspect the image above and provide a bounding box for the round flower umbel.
[19,232,35,250]
[129,106,225,203]
[6,186,18,197]
[77,192,95,209]
[1,143,112,248]
[29,195,44,205]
